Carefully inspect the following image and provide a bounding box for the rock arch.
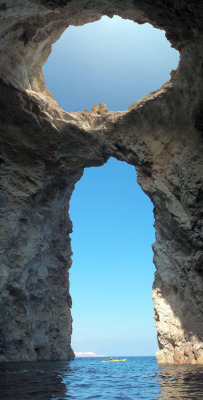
[0,0,202,363]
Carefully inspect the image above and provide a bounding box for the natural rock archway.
[0,0,202,364]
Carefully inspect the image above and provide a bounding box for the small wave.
[0,357,202,400]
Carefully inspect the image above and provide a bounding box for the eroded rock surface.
[0,0,202,363]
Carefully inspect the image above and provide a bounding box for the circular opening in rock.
[43,16,179,112]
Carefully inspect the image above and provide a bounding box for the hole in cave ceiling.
[43,15,179,113]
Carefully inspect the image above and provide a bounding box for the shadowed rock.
[0,0,202,363]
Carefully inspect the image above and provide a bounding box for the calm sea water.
[0,356,202,400]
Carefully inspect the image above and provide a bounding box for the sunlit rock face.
[0,0,202,363]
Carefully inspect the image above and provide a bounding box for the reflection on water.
[158,364,203,400]
[0,361,69,400]
[0,357,202,400]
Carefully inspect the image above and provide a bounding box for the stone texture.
[0,0,202,363]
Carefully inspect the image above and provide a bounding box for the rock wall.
[0,0,202,363]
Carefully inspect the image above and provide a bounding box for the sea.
[0,356,202,400]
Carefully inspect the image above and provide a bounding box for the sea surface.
[0,356,202,400]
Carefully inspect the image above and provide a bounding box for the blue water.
[0,356,202,400]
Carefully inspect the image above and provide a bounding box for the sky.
[43,16,179,356]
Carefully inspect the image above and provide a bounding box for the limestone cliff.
[0,0,202,363]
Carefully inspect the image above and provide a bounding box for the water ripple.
[0,357,202,400]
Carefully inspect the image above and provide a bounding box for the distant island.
[74,352,106,357]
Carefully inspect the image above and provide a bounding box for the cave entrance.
[43,15,179,112]
[69,157,157,356]
[42,14,179,357]
[1,0,202,367]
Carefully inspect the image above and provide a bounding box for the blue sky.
[70,158,157,356]
[43,16,179,356]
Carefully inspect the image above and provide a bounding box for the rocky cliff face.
[0,0,202,363]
